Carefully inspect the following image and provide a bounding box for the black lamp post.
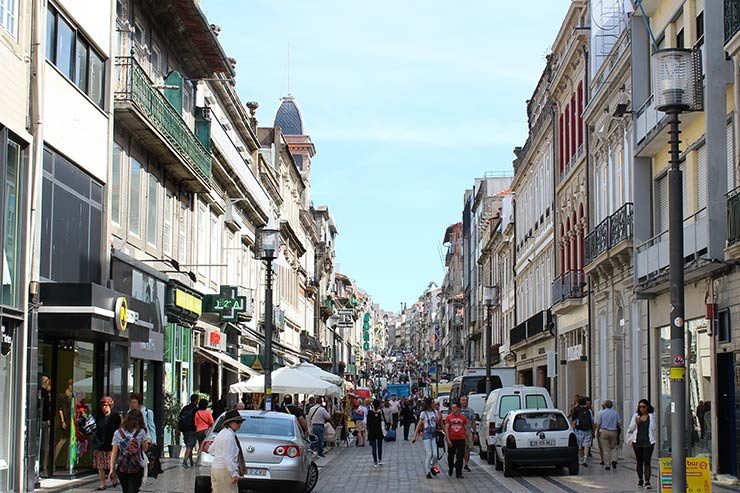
[651,47,702,492]
[256,213,279,411]
[483,286,495,396]
[327,313,340,375]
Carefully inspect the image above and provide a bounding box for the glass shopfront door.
[39,341,98,475]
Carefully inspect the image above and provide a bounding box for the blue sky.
[201,1,570,311]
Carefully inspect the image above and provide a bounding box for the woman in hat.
[211,410,246,493]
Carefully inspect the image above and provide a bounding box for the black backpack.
[178,405,196,433]
[574,407,593,431]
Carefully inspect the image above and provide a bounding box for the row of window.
[515,151,552,248]
[559,207,585,274]
[558,81,584,173]
[46,4,106,108]
[516,257,552,321]
[0,0,17,37]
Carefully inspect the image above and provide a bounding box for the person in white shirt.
[211,410,245,493]
[307,397,331,457]
[388,395,401,429]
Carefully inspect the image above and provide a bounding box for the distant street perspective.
[4,0,740,492]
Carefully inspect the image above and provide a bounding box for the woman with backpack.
[412,398,439,479]
[94,396,121,490]
[194,399,215,451]
[366,399,385,467]
[109,409,149,493]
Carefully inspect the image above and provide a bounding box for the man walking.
[307,397,331,457]
[279,395,308,434]
[388,395,401,429]
[571,397,594,466]
[445,403,468,479]
[178,394,199,468]
[458,395,478,472]
[595,399,621,470]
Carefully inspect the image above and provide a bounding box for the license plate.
[245,468,267,477]
[528,439,556,447]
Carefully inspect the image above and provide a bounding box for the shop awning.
[196,347,261,378]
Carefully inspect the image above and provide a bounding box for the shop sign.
[175,288,202,315]
[204,327,227,351]
[115,297,140,332]
[130,330,165,362]
[0,321,12,355]
[566,344,583,361]
[337,309,354,328]
[659,457,712,493]
[203,285,247,322]
[546,351,557,377]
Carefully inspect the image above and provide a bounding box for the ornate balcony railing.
[552,270,585,304]
[726,0,740,44]
[584,202,634,266]
[585,217,609,265]
[727,187,740,246]
[114,56,211,184]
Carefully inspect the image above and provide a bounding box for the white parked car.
[478,385,553,462]
[492,408,579,477]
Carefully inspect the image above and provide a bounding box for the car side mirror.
[494,426,503,434]
[475,413,481,421]
[308,434,319,444]
[443,400,449,407]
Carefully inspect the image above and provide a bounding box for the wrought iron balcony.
[552,270,585,304]
[584,203,634,267]
[114,56,211,189]
[726,0,740,45]
[510,310,551,347]
[585,217,609,265]
[728,187,740,246]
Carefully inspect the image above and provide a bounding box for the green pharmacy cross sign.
[203,285,247,322]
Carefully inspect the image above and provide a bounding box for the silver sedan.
[194,410,319,493]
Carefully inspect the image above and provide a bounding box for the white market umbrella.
[230,366,343,397]
[291,362,343,386]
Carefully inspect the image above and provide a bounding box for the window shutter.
[697,145,707,211]
[657,174,669,233]
[163,192,173,255]
[728,121,736,193]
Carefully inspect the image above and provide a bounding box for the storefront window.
[658,319,712,457]
[0,340,13,488]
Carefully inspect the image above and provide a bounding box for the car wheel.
[304,462,319,492]
[194,475,211,493]
[503,452,514,477]
[487,445,495,465]
[568,461,579,476]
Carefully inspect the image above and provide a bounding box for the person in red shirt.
[445,402,468,478]
[194,399,215,451]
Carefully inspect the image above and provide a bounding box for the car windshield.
[214,415,295,437]
[513,413,569,432]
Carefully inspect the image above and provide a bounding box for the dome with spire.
[274,94,304,135]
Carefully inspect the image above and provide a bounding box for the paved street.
[38,440,740,493]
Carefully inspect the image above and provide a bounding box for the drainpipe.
[17,0,45,491]
[582,43,594,401]
[734,56,740,190]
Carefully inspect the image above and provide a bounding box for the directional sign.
[203,285,247,322]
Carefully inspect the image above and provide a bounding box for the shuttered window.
[656,174,669,233]
[697,144,707,211]
[728,121,736,193]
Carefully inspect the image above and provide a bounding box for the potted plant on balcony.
[163,392,182,459]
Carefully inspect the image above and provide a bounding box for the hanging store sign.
[130,330,164,362]
[337,309,354,328]
[175,289,202,315]
[203,327,227,351]
[0,321,13,355]
[203,285,247,322]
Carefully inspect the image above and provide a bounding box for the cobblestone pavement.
[38,440,740,493]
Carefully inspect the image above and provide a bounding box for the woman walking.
[400,399,416,441]
[412,398,439,479]
[194,399,214,451]
[94,396,121,490]
[366,399,385,467]
[627,399,657,489]
[109,409,148,493]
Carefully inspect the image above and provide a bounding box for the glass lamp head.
[651,48,697,112]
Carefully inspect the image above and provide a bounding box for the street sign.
[363,332,370,341]
[363,342,370,350]
[337,309,354,328]
[659,457,712,493]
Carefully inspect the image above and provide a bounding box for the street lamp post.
[327,313,340,375]
[256,213,280,411]
[651,47,702,492]
[483,286,495,397]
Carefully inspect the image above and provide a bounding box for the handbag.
[235,436,247,477]
[380,418,387,437]
[324,422,336,440]
[146,444,163,478]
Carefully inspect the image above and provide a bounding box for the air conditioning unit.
[224,204,244,231]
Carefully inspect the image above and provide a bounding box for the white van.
[478,385,553,462]
[448,368,516,404]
